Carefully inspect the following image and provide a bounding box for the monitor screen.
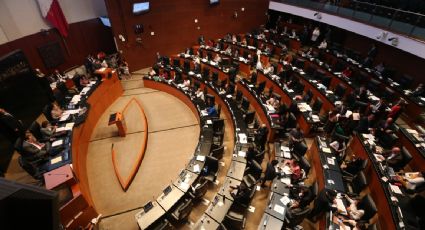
[210,0,219,4]
[133,2,150,15]
[99,16,111,27]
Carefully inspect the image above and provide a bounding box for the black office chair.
[298,156,311,179]
[210,145,225,160]
[293,142,308,157]
[334,83,346,99]
[311,98,323,114]
[284,207,311,228]
[342,159,368,179]
[235,90,243,104]
[202,156,219,183]
[379,133,399,149]
[357,194,378,222]
[18,156,46,181]
[170,199,193,222]
[244,111,255,126]
[242,174,257,189]
[217,104,222,118]
[189,179,209,200]
[213,119,225,135]
[344,171,367,197]
[223,210,246,229]
[311,181,319,200]
[244,160,262,180]
[151,218,174,230]
[42,104,55,122]
[392,147,413,171]
[303,90,313,104]
[212,72,219,85]
[28,121,47,142]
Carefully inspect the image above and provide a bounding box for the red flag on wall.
[37,0,69,37]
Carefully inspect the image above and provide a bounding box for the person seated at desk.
[263,62,274,75]
[332,214,368,230]
[355,114,375,134]
[224,46,232,56]
[206,39,214,48]
[344,195,365,220]
[278,159,302,181]
[206,105,217,117]
[412,83,424,97]
[330,137,347,163]
[260,160,279,187]
[324,109,339,135]
[394,171,425,191]
[264,46,271,55]
[241,37,247,46]
[356,86,369,102]
[341,67,353,79]
[255,59,263,71]
[52,69,66,82]
[382,147,403,168]
[373,117,395,141]
[289,126,304,149]
[387,99,405,121]
[289,185,314,209]
[148,67,156,77]
[255,124,269,151]
[22,132,50,160]
[282,53,294,64]
[308,189,338,221]
[233,49,239,59]
[341,155,364,175]
[231,34,237,43]
[182,79,191,90]
[213,54,222,63]
[318,39,328,50]
[40,121,57,140]
[229,183,250,204]
[266,95,279,109]
[195,88,205,101]
[246,146,258,163]
[51,103,64,120]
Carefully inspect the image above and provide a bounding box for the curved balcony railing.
[272,0,425,41]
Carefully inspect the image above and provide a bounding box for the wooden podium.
[109,112,127,137]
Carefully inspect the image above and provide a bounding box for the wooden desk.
[397,128,425,172]
[350,135,397,230]
[44,164,75,190]
[72,69,123,208]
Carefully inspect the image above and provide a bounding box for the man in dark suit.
[255,124,269,151]
[260,160,278,187]
[355,114,375,134]
[0,108,24,142]
[309,189,337,221]
[21,132,50,162]
[383,147,403,168]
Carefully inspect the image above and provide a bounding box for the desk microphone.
[47,173,69,178]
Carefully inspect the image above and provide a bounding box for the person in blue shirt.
[206,105,217,117]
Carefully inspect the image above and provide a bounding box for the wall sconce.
[233,11,238,19]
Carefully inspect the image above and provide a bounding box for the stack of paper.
[238,151,246,157]
[52,139,63,147]
[238,133,247,144]
[196,155,205,162]
[389,184,403,195]
[280,196,291,206]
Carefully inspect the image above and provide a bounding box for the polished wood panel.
[0,18,115,74]
[350,135,397,230]
[105,0,269,71]
[72,70,124,208]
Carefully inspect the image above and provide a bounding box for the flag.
[37,0,69,37]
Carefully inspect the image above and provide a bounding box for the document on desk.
[50,155,62,164]
[283,151,291,159]
[389,184,403,195]
[206,120,212,125]
[238,151,246,157]
[180,182,190,191]
[59,114,70,121]
[193,164,201,173]
[280,177,291,185]
[196,155,205,162]
[201,110,208,116]
[280,196,291,206]
[312,115,320,122]
[52,139,63,147]
[322,147,331,153]
[327,157,335,165]
[335,198,347,214]
[374,154,385,162]
[238,133,248,144]
[80,87,90,95]
[273,204,285,214]
[282,166,292,175]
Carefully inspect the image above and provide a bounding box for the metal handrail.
[352,0,425,17]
